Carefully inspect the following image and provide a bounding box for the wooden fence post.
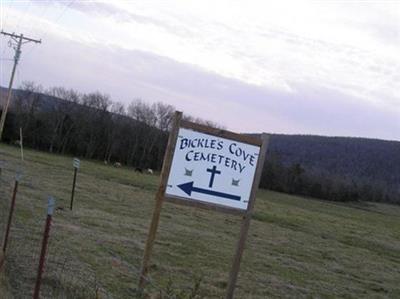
[70,158,80,210]
[70,167,78,210]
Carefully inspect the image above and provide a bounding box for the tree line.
[261,153,399,204]
[2,81,220,170]
[1,81,398,205]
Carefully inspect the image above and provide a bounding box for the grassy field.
[0,143,399,298]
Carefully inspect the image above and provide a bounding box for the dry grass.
[0,143,399,298]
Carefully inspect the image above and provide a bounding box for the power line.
[23,0,51,40]
[0,0,9,30]
[31,2,50,34]
[15,0,32,34]
[24,0,76,58]
[54,0,76,24]
[0,0,9,57]
[0,37,8,57]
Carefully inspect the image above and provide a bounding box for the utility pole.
[0,31,41,141]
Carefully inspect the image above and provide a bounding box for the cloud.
[55,1,194,39]
[4,33,398,141]
[43,1,399,108]
[1,1,399,141]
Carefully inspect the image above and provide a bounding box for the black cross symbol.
[206,165,221,188]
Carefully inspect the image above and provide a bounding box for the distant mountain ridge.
[260,134,400,188]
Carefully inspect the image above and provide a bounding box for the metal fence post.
[33,197,55,299]
[0,173,21,270]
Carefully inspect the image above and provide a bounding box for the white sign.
[166,128,261,210]
[73,158,80,169]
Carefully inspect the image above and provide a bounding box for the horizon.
[0,1,399,141]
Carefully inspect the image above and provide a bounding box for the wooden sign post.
[138,111,268,299]
[138,111,183,288]
[70,158,80,210]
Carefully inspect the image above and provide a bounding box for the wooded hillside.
[1,83,399,204]
[260,134,399,204]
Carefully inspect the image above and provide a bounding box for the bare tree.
[44,87,80,152]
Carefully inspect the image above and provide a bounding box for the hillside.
[1,86,399,204]
[267,134,400,187]
[0,143,400,298]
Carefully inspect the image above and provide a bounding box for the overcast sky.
[0,0,399,140]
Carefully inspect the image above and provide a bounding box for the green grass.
[0,143,399,298]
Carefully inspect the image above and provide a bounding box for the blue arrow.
[177,181,241,201]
